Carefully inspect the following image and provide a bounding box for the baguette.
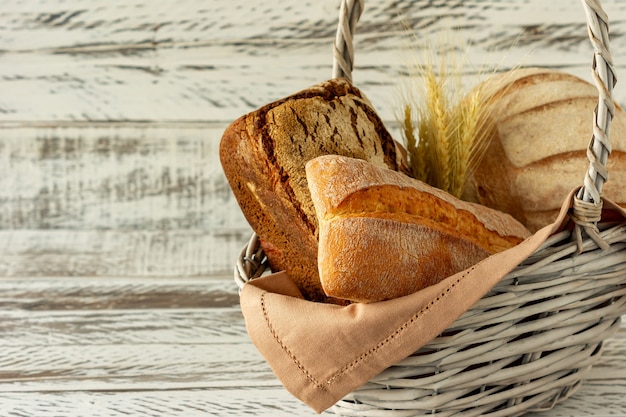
[306,155,531,303]
[220,78,409,301]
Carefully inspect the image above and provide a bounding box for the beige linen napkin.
[240,191,626,413]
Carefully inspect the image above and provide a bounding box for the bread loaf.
[220,78,410,301]
[306,155,531,303]
[467,67,626,232]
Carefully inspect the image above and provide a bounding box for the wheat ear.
[424,62,453,192]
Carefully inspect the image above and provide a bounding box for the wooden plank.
[0,307,246,345]
[0,312,621,393]
[2,1,626,281]
[0,343,276,391]
[0,276,622,416]
[0,229,249,278]
[0,383,621,417]
[0,125,251,277]
[1,0,626,124]
[0,125,243,230]
[0,276,241,309]
[0,321,622,416]
[2,0,625,56]
[0,0,341,51]
[0,365,622,416]
[0,389,316,417]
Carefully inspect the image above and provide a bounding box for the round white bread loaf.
[467,67,626,232]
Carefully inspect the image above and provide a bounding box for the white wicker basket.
[235,0,626,415]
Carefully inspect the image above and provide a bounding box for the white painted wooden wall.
[1,1,625,416]
[3,0,626,279]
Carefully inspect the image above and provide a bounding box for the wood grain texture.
[0,126,240,229]
[0,276,623,416]
[0,125,252,276]
[2,0,626,124]
[0,229,250,277]
[3,0,626,278]
[0,389,310,417]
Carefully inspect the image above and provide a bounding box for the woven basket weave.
[235,0,626,415]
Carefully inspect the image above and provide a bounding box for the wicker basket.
[235,0,626,415]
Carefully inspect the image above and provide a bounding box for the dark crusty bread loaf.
[220,78,410,301]
[306,155,531,303]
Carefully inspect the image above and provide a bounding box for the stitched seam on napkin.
[325,268,472,386]
[260,267,472,392]
[260,292,326,391]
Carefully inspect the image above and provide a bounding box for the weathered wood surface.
[2,0,626,123]
[2,0,626,279]
[1,0,625,415]
[0,0,626,276]
[0,276,623,416]
[0,126,250,277]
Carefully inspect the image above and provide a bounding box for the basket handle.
[332,0,364,81]
[573,0,616,250]
[332,0,617,250]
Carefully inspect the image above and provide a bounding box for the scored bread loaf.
[306,155,531,303]
[220,78,410,301]
[467,67,626,232]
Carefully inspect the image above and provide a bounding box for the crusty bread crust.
[220,78,409,301]
[306,155,531,303]
[468,67,626,232]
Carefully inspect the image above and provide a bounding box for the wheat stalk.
[400,39,493,200]
[424,62,452,192]
[403,104,429,181]
[451,85,491,198]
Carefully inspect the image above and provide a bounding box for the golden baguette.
[306,155,531,303]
